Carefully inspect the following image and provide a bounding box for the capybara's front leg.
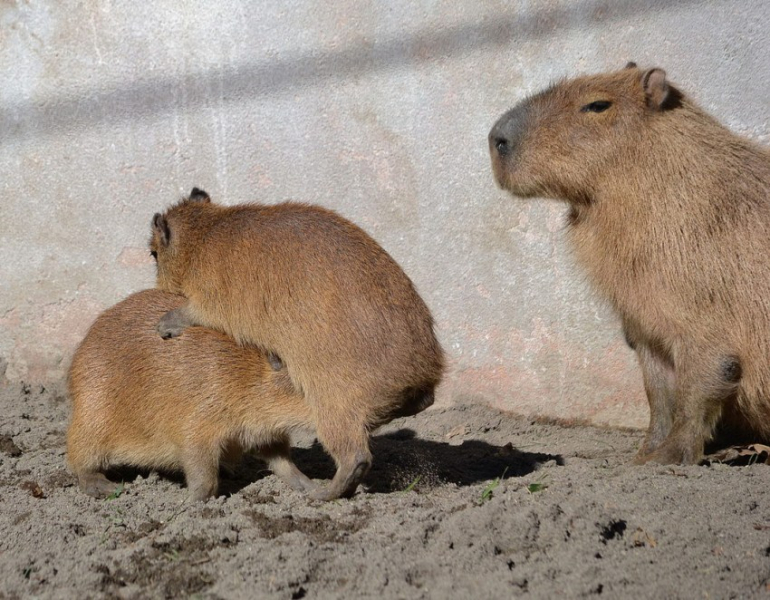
[182,444,221,501]
[632,342,676,461]
[78,470,122,499]
[637,350,741,465]
[311,409,372,501]
[158,301,197,339]
[309,449,371,501]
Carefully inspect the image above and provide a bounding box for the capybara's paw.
[633,437,702,465]
[308,484,342,502]
[633,436,666,464]
[157,311,189,339]
[284,471,317,494]
[632,449,652,465]
[187,483,217,502]
[308,457,370,501]
[185,467,218,501]
[80,473,122,499]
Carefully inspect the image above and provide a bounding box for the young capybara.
[150,189,444,500]
[489,63,770,465]
[67,288,315,500]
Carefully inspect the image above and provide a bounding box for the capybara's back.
[489,63,770,464]
[151,193,444,499]
[67,289,314,500]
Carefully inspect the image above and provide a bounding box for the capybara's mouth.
[490,163,541,199]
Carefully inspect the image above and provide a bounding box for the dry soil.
[1,380,769,599]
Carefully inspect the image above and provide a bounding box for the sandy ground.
[1,380,769,599]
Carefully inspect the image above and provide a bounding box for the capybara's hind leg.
[219,440,245,474]
[388,386,436,420]
[638,351,741,465]
[77,470,121,499]
[182,445,220,501]
[260,437,317,493]
[311,414,371,501]
[633,343,676,461]
[68,434,120,498]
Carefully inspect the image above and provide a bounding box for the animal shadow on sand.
[223,429,562,496]
[101,430,562,498]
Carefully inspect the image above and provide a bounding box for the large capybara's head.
[488,63,682,203]
[150,187,212,292]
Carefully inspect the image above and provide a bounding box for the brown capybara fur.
[150,190,444,500]
[67,289,315,500]
[489,63,770,465]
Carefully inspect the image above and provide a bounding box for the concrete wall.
[2,0,768,428]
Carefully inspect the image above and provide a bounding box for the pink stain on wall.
[441,318,647,429]
[5,292,103,384]
[118,247,154,268]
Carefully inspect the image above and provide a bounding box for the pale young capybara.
[489,62,770,465]
[67,289,314,500]
[150,189,445,500]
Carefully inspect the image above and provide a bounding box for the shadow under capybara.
[67,289,315,500]
[489,62,770,465]
[150,190,445,500]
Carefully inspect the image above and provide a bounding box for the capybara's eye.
[150,250,158,261]
[581,100,613,113]
[494,138,509,156]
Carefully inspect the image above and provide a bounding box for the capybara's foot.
[157,307,194,339]
[632,447,659,465]
[183,451,220,501]
[633,433,669,464]
[308,485,340,502]
[309,453,371,501]
[634,435,703,465]
[282,467,317,494]
[632,449,651,465]
[79,472,122,499]
[187,479,218,502]
[266,455,317,493]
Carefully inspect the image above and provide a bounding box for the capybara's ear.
[642,68,670,110]
[189,187,211,202]
[152,213,171,247]
[624,61,638,69]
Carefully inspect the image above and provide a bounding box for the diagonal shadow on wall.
[2,0,710,145]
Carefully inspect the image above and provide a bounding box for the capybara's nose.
[488,107,526,159]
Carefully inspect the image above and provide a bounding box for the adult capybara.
[150,189,444,500]
[489,62,770,465]
[67,289,315,500]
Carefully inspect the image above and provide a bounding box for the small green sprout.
[527,474,549,494]
[106,483,125,500]
[403,476,422,493]
[164,549,180,562]
[480,467,509,503]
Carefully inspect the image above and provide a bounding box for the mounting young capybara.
[67,289,315,500]
[489,63,770,465]
[150,189,444,500]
